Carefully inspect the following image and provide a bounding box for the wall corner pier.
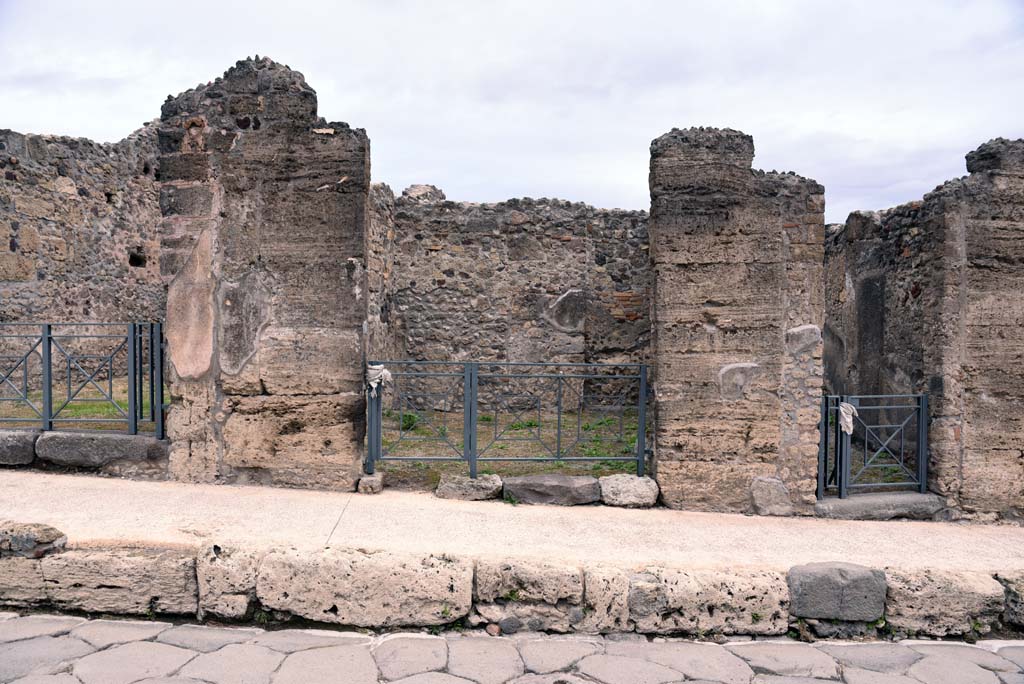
[648,127,825,514]
[158,57,370,490]
[824,137,1024,519]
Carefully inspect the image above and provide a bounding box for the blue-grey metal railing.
[817,394,928,499]
[0,322,164,438]
[365,360,650,478]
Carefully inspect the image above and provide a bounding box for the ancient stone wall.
[366,183,402,362]
[158,58,370,490]
[824,139,1024,517]
[375,185,651,365]
[649,127,825,514]
[0,127,163,325]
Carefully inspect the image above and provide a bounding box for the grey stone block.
[0,429,39,466]
[0,521,67,558]
[598,474,659,508]
[750,476,795,516]
[34,432,166,468]
[503,475,600,506]
[358,472,384,494]
[814,492,945,521]
[435,474,503,501]
[787,561,886,621]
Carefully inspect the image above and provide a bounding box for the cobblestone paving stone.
[0,614,1022,684]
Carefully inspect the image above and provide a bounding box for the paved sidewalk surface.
[3,471,1024,571]
[1,612,1023,684]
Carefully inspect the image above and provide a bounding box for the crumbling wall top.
[649,127,755,168]
[965,137,1024,175]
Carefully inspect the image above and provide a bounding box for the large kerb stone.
[787,562,886,621]
[503,475,600,506]
[0,430,38,466]
[35,432,166,468]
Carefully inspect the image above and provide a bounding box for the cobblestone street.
[1,613,1022,684]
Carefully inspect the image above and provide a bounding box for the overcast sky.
[1,1,1022,222]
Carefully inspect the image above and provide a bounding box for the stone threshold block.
[814,492,947,521]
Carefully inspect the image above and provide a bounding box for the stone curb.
[1,526,1021,640]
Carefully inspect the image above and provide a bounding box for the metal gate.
[365,361,649,477]
[817,394,928,499]
[0,322,165,437]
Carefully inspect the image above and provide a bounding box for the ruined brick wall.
[158,58,370,490]
[0,128,163,326]
[824,139,1024,517]
[649,128,825,514]
[377,185,651,365]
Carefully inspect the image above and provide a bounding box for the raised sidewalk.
[2,471,1023,639]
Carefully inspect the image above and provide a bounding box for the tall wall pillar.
[158,58,370,490]
[649,128,825,513]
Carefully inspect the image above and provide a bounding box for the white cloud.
[1,0,1021,221]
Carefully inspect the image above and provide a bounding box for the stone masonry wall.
[0,127,163,326]
[376,184,651,365]
[825,139,1024,517]
[158,58,370,490]
[649,128,825,514]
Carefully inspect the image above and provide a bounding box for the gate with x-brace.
[818,394,929,499]
[364,360,650,478]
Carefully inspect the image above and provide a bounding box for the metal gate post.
[463,363,478,478]
[636,365,647,477]
[40,324,52,431]
[917,393,929,493]
[127,323,138,435]
[817,394,827,499]
[365,372,382,475]
[154,322,165,440]
[839,395,853,499]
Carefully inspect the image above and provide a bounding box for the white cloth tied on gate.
[839,401,858,435]
[366,364,392,398]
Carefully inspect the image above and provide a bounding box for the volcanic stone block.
[0,557,47,606]
[999,570,1024,627]
[628,567,789,635]
[40,547,198,616]
[34,432,166,468]
[435,474,503,501]
[502,475,600,506]
[0,521,66,558]
[196,544,264,620]
[357,472,384,494]
[598,474,659,508]
[750,476,795,516]
[885,568,1005,636]
[256,547,473,628]
[787,562,886,622]
[0,430,38,466]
